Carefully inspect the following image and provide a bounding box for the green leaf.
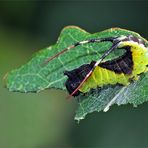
[75,73,148,121]
[4,26,148,121]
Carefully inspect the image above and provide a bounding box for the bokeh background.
[0,1,148,148]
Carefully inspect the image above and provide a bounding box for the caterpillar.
[44,35,148,98]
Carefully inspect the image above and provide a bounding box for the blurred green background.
[0,1,148,148]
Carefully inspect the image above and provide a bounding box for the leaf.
[4,26,148,121]
[75,73,148,121]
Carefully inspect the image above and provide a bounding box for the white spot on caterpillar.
[117,35,127,41]
[79,40,89,44]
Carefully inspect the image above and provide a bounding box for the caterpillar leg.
[117,73,130,86]
[123,82,130,86]
[133,75,140,81]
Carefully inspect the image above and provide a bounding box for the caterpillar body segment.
[79,65,131,93]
